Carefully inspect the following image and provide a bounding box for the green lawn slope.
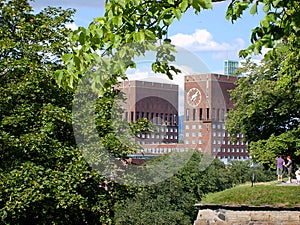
[201,181,300,208]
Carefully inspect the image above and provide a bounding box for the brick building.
[184,73,248,161]
[117,74,248,162]
[116,78,179,145]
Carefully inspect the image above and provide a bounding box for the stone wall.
[194,204,300,225]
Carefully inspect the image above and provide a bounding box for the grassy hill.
[201,180,300,208]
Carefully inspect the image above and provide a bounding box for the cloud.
[65,23,78,31]
[31,0,104,10]
[170,29,245,53]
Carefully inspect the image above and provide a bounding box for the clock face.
[187,87,202,107]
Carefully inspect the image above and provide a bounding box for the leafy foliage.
[114,152,234,224]
[56,0,215,94]
[226,0,300,58]
[0,1,138,224]
[226,44,300,168]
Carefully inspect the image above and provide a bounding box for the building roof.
[133,76,177,85]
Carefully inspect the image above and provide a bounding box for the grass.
[201,180,300,208]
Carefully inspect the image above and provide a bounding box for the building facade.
[224,60,239,75]
[184,74,248,161]
[117,78,179,145]
[117,74,248,162]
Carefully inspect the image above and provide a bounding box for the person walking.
[276,155,285,182]
[285,156,293,183]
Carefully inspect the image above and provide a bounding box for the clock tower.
[184,74,212,154]
[183,73,248,161]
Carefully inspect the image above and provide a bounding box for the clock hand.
[191,92,199,101]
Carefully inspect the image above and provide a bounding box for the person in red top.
[285,156,293,183]
[277,155,285,181]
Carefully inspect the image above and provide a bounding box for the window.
[131,111,134,122]
[198,132,202,137]
[185,125,189,129]
[199,108,203,120]
[198,124,202,129]
[198,140,202,144]
[192,124,196,129]
[186,108,190,121]
[221,109,225,121]
[185,133,189,137]
[193,108,196,121]
[206,108,210,120]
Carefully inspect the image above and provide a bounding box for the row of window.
[140,148,189,154]
[138,148,249,160]
[184,139,247,146]
[185,140,203,145]
[137,141,177,145]
[212,139,247,146]
[154,127,178,133]
[213,148,248,153]
[213,132,244,138]
[137,133,178,140]
[185,132,202,137]
[186,108,229,121]
[185,124,203,129]
[185,126,244,139]
[124,111,178,125]
[216,155,250,160]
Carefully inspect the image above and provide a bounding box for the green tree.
[56,0,300,171]
[0,1,141,224]
[224,1,300,168]
[56,0,224,94]
[226,46,300,168]
[114,152,232,225]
